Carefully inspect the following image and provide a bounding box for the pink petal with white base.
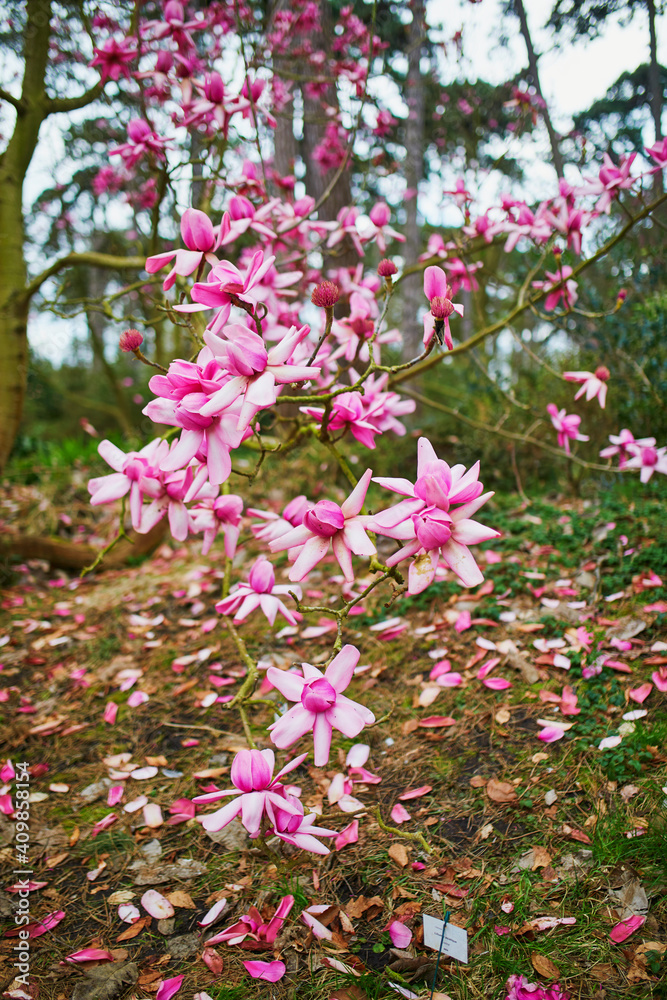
[198,898,229,927]
[155,975,184,1000]
[65,948,114,963]
[387,920,413,948]
[118,904,141,924]
[335,820,359,850]
[538,726,565,743]
[390,803,411,824]
[398,785,432,801]
[141,890,174,919]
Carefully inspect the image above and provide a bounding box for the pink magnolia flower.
[143,362,251,486]
[146,209,224,291]
[365,202,405,254]
[623,443,667,482]
[268,470,376,583]
[269,795,337,854]
[563,366,610,408]
[190,494,244,556]
[194,748,305,836]
[546,404,589,453]
[584,152,637,213]
[206,895,294,946]
[111,120,168,169]
[215,557,302,626]
[182,71,248,133]
[505,973,571,1000]
[90,37,138,83]
[199,324,319,432]
[646,137,667,169]
[326,206,365,257]
[174,250,276,331]
[301,393,381,450]
[88,439,167,530]
[267,645,375,766]
[600,429,656,468]
[533,265,578,311]
[370,437,498,593]
[249,495,312,548]
[423,266,464,349]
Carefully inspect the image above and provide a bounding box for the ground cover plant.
[1,1,667,999]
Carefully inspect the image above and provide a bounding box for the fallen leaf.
[486,779,518,803]
[115,916,149,941]
[388,843,409,867]
[165,890,196,909]
[71,962,139,1000]
[530,846,552,870]
[531,952,560,979]
[590,963,616,981]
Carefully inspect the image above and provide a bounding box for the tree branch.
[25,252,146,298]
[47,83,104,115]
[0,88,23,111]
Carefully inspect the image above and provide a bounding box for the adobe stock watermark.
[12,762,32,986]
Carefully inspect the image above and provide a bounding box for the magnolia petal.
[242,960,286,982]
[141,890,175,919]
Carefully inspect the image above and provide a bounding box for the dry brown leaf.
[495,707,511,724]
[487,779,518,803]
[531,846,552,870]
[69,827,80,846]
[145,755,168,767]
[45,852,69,867]
[469,775,486,788]
[166,890,196,909]
[345,895,385,919]
[531,952,560,979]
[115,916,149,942]
[589,963,616,981]
[401,719,419,736]
[388,842,409,867]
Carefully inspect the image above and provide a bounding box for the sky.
[23,0,667,364]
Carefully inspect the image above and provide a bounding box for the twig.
[374,807,432,854]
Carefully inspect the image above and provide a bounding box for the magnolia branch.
[401,387,615,472]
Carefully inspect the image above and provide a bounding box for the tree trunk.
[0,0,52,472]
[646,0,663,143]
[401,0,426,360]
[511,0,564,178]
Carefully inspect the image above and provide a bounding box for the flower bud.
[377,259,398,277]
[594,365,610,382]
[617,288,627,302]
[311,281,340,309]
[119,328,144,352]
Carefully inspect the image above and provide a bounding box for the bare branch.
[0,88,23,111]
[25,252,146,299]
[47,83,104,115]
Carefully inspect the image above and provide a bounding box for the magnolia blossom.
[423,265,464,349]
[371,437,498,593]
[88,439,167,529]
[563,367,610,408]
[269,470,376,583]
[194,749,305,836]
[215,557,302,626]
[546,404,589,453]
[600,429,656,468]
[269,795,337,854]
[267,645,375,766]
[623,443,667,482]
[533,265,578,311]
[146,208,223,290]
[505,974,571,1000]
[174,250,276,332]
[198,324,319,431]
[190,494,244,556]
[206,895,294,946]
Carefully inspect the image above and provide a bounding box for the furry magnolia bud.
[119,328,144,352]
[377,259,397,277]
[311,281,340,309]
